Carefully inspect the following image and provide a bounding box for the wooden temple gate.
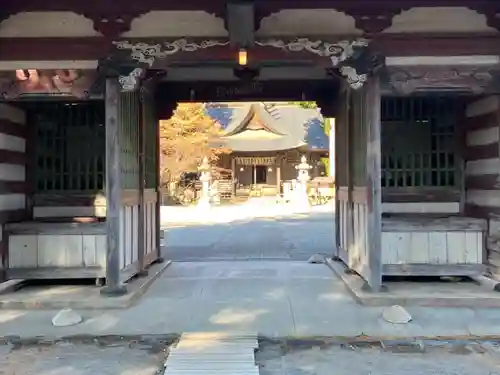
[0,0,499,294]
[104,81,160,291]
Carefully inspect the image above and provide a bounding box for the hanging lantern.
[238,49,248,66]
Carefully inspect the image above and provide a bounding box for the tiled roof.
[205,103,328,151]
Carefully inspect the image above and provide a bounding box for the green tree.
[289,101,318,109]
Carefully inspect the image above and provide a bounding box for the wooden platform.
[6,221,107,280]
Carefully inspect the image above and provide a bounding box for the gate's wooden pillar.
[137,89,148,276]
[101,77,127,296]
[318,101,340,258]
[361,76,383,292]
[336,76,383,292]
[319,88,352,262]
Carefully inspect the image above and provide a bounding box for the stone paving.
[2,261,500,339]
[162,206,335,261]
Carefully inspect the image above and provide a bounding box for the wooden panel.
[33,206,107,218]
[6,221,106,234]
[446,232,467,264]
[350,201,369,273]
[95,234,106,265]
[117,202,144,272]
[8,232,107,272]
[339,200,348,254]
[382,188,461,203]
[428,232,447,264]
[382,216,487,232]
[382,202,460,214]
[148,201,156,255]
[337,187,349,201]
[124,205,133,268]
[381,232,396,264]
[382,228,483,269]
[8,235,37,268]
[82,235,97,266]
[132,204,139,264]
[383,263,486,276]
[42,235,84,267]
[409,232,429,263]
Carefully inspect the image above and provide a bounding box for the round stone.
[52,308,83,327]
[307,254,326,264]
[381,305,412,324]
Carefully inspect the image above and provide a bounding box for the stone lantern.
[197,156,211,210]
[294,155,312,209]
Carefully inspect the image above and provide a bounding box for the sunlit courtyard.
[161,198,335,261]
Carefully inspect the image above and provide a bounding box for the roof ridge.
[262,102,281,120]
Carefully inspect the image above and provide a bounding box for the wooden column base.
[100,283,128,297]
[361,282,388,293]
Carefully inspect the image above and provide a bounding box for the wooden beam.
[0,0,495,16]
[101,77,127,296]
[0,34,499,63]
[364,76,383,292]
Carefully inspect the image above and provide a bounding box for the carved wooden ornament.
[384,65,500,95]
[113,37,376,91]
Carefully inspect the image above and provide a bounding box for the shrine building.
[206,102,329,196]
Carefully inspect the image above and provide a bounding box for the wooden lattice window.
[119,92,140,190]
[32,101,105,192]
[381,96,459,188]
[142,91,157,189]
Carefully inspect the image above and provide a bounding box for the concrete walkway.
[0,261,500,340]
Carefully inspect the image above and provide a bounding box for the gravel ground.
[0,341,167,375]
[256,341,500,375]
[4,340,500,375]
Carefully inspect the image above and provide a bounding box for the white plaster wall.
[257,9,362,37]
[1,7,495,39]
[384,7,496,34]
[122,11,228,37]
[0,12,100,37]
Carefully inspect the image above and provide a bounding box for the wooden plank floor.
[163,333,259,375]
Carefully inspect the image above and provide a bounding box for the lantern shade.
[238,49,248,66]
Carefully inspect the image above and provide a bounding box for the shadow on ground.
[162,212,336,262]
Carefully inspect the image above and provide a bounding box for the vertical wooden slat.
[137,90,146,274]
[101,78,127,296]
[334,90,349,258]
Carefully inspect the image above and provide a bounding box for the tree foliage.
[159,103,230,184]
[289,101,318,109]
